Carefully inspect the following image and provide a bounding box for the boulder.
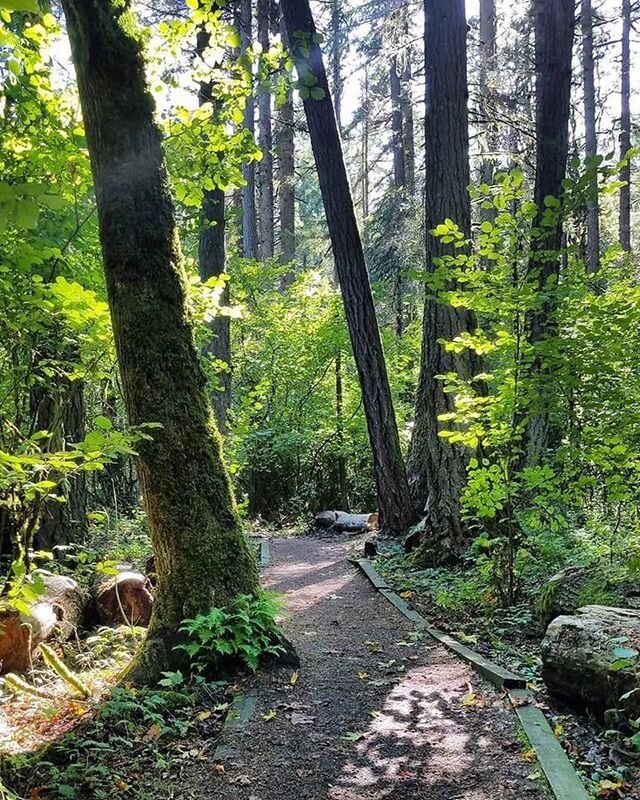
[541,605,640,715]
[92,565,153,627]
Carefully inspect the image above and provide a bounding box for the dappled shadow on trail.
[180,536,546,800]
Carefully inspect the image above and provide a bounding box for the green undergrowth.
[1,677,232,800]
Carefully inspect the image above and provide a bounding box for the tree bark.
[582,0,600,274]
[390,56,406,190]
[61,0,260,684]
[197,30,231,431]
[257,0,275,261]
[406,0,479,564]
[619,0,632,252]
[277,12,295,273]
[238,0,258,260]
[478,0,498,192]
[523,0,574,464]
[280,0,415,536]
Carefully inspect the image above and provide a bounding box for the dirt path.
[183,536,548,799]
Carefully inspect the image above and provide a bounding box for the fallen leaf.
[521,748,537,762]
[364,640,382,652]
[526,771,542,781]
[357,671,369,680]
[114,779,130,791]
[143,723,162,741]
[597,778,624,797]
[343,731,367,742]
[290,670,299,686]
[261,708,277,721]
[213,764,225,775]
[196,710,212,722]
[399,591,414,599]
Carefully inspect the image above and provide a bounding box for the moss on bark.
[61,0,260,684]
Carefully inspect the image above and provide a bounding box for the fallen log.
[0,603,57,674]
[0,571,88,674]
[313,510,378,533]
[92,565,154,627]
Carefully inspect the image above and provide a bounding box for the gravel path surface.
[183,536,548,799]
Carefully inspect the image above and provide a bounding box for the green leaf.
[14,198,39,229]
[95,415,113,431]
[0,0,39,12]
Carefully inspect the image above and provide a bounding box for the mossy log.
[92,565,153,627]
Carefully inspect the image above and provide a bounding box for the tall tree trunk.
[399,43,416,196]
[405,0,478,565]
[390,56,406,189]
[523,0,574,464]
[335,352,348,509]
[257,0,275,261]
[478,0,498,191]
[582,0,600,274]
[197,30,231,431]
[280,0,415,535]
[239,0,258,259]
[619,0,632,252]
[362,66,370,220]
[277,12,295,272]
[61,0,259,684]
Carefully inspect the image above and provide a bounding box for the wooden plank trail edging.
[213,688,259,763]
[259,538,270,568]
[353,558,590,800]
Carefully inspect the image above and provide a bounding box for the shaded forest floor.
[5,531,630,799]
[181,535,549,800]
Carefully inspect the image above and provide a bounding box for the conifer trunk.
[406,0,478,564]
[238,0,258,259]
[619,0,632,252]
[523,0,574,464]
[277,11,295,272]
[280,0,415,536]
[257,0,275,261]
[197,30,231,430]
[582,0,600,274]
[61,0,259,684]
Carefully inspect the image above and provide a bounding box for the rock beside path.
[542,605,640,714]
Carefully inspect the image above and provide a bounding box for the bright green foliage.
[177,592,283,672]
[417,165,640,602]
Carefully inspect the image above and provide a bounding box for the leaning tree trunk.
[581,0,600,274]
[197,29,231,431]
[619,0,631,253]
[280,0,415,536]
[405,0,479,564]
[523,0,574,465]
[61,0,260,684]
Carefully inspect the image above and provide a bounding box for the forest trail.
[183,536,547,800]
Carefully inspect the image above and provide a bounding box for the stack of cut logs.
[0,565,153,674]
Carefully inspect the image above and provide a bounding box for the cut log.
[92,565,154,627]
[541,605,640,715]
[0,571,88,674]
[0,603,57,674]
[313,511,378,533]
[35,570,88,640]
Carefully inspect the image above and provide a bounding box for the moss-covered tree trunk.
[61,0,259,684]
